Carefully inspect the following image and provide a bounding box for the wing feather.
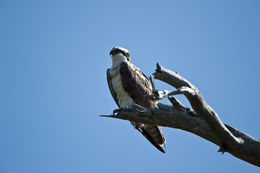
[118,62,166,152]
[107,63,166,153]
[106,68,119,107]
[119,62,156,108]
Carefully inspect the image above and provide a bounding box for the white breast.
[110,66,134,108]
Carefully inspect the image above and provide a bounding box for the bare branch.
[101,104,260,167]
[168,96,187,112]
[154,63,196,90]
[153,63,260,166]
[102,63,260,167]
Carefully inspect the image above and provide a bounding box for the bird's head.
[109,46,131,62]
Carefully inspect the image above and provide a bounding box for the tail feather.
[140,126,166,153]
[132,122,166,153]
[143,125,165,145]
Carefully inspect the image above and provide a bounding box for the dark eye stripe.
[115,49,120,54]
[110,48,129,57]
[117,50,128,57]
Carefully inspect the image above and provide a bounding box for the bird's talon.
[113,108,134,115]
[113,108,122,115]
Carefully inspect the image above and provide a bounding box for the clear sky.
[1,0,260,172]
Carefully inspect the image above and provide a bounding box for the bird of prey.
[106,46,166,153]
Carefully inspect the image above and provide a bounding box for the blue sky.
[1,0,260,172]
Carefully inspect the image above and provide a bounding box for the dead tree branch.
[101,63,260,167]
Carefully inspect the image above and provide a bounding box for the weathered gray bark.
[101,63,260,167]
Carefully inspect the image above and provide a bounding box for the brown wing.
[119,62,166,153]
[106,68,119,107]
[119,62,157,108]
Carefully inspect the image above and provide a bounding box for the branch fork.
[101,63,260,167]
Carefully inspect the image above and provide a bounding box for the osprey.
[107,46,166,153]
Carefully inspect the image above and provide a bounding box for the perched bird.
[107,46,166,153]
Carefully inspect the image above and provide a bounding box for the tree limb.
[101,63,260,167]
